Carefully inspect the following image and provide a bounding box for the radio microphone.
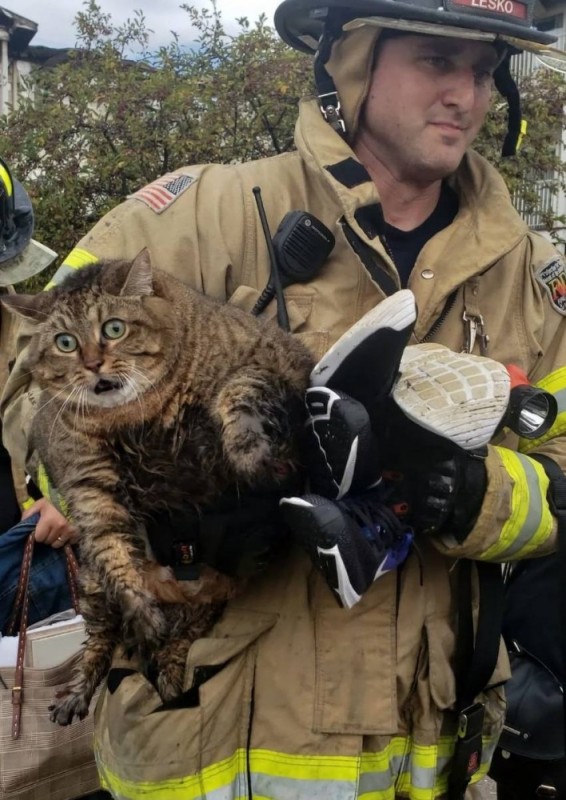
[251,197,335,323]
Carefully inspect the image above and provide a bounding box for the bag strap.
[8,533,80,739]
[448,559,504,800]
[6,534,80,635]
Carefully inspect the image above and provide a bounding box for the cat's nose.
[83,357,104,373]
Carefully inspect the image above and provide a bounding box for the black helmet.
[274,0,561,156]
[0,157,33,265]
[0,158,56,287]
[275,0,557,55]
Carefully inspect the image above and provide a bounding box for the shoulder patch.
[128,172,197,214]
[535,257,566,316]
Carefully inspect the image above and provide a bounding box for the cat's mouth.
[93,376,123,395]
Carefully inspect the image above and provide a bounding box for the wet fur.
[2,250,313,724]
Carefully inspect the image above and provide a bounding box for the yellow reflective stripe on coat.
[96,737,494,800]
[36,462,69,516]
[519,366,566,453]
[43,246,99,290]
[479,448,552,560]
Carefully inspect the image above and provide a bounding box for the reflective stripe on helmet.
[0,159,13,198]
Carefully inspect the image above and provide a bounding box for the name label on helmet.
[450,0,527,21]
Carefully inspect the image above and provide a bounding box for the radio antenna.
[252,186,290,332]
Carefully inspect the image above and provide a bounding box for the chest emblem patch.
[536,257,566,316]
[129,172,197,213]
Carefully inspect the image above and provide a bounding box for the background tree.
[0,0,565,283]
[0,0,311,273]
[475,65,566,247]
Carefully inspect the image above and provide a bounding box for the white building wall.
[513,4,566,233]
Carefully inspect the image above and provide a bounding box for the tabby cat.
[1,249,313,725]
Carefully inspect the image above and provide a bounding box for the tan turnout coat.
[2,98,565,799]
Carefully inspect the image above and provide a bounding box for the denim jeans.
[0,513,75,634]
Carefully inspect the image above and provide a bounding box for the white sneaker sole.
[393,344,510,451]
[310,289,417,387]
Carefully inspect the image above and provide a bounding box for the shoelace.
[337,491,407,548]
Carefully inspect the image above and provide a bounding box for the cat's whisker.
[48,385,81,445]
[128,366,161,401]
[8,369,36,381]
[35,380,80,415]
[78,386,90,444]
[126,367,163,426]
[118,372,146,428]
[73,385,88,444]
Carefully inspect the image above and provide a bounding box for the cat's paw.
[49,688,90,726]
[156,667,184,703]
[223,413,294,485]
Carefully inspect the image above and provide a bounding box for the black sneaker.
[304,387,381,499]
[304,290,416,498]
[309,289,417,413]
[280,488,413,609]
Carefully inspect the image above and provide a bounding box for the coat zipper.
[418,290,458,344]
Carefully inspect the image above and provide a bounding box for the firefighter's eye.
[54,333,78,353]
[102,318,126,340]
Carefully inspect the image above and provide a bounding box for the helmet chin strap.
[314,14,348,136]
[493,52,523,157]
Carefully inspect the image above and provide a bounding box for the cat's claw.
[49,692,90,726]
[156,669,184,703]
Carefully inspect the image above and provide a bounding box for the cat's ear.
[120,248,154,297]
[0,292,54,323]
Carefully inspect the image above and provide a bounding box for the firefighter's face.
[357,34,498,183]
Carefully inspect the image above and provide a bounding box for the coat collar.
[295,97,527,272]
[294,98,528,330]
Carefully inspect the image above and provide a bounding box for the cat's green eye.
[102,318,126,340]
[54,333,78,353]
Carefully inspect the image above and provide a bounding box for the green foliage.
[0,0,312,282]
[475,66,566,246]
[1,0,566,287]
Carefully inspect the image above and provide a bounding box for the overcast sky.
[12,1,281,49]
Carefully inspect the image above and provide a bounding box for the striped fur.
[3,250,313,724]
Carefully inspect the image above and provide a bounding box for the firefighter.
[2,2,565,798]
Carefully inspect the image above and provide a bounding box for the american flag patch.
[129,172,197,213]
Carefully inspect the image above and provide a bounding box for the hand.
[384,448,488,540]
[381,405,488,540]
[22,498,77,548]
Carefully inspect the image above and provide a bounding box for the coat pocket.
[313,576,397,735]
[94,609,277,794]
[226,284,312,332]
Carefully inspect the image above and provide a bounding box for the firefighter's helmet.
[0,158,56,287]
[274,0,564,155]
